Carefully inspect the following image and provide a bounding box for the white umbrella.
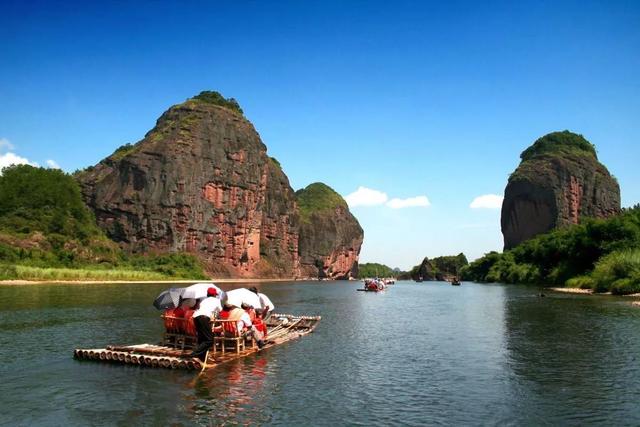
[225,288,261,308]
[181,283,223,300]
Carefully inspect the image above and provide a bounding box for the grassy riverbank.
[0,265,168,281]
[0,165,212,281]
[0,277,298,285]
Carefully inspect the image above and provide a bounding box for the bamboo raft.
[74,313,321,371]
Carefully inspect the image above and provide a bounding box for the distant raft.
[74,313,321,371]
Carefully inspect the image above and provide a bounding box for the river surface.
[1,281,640,426]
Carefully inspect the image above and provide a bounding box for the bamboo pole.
[107,345,187,358]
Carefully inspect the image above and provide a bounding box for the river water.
[1,281,639,426]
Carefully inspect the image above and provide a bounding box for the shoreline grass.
[1,265,169,281]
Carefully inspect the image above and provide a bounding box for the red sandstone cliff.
[501,131,620,250]
[77,92,300,277]
[295,183,363,280]
[77,92,365,279]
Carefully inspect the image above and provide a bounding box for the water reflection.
[183,357,271,425]
[502,289,640,424]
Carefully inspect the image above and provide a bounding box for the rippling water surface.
[1,281,640,426]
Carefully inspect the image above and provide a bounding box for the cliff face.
[77,92,300,277]
[296,183,363,279]
[501,131,620,250]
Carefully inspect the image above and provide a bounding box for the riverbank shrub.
[590,249,640,294]
[462,206,640,292]
[1,265,167,281]
[565,276,596,289]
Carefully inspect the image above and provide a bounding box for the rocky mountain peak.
[296,183,363,279]
[501,131,620,250]
[77,91,364,279]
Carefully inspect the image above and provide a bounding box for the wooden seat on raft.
[212,319,256,354]
[161,312,197,350]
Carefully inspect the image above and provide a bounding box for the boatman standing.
[190,287,222,362]
[249,286,275,320]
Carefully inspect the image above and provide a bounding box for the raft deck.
[74,313,320,371]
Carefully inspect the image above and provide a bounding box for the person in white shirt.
[249,287,275,320]
[190,287,222,361]
[222,303,265,348]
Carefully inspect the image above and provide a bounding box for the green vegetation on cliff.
[520,131,597,162]
[403,253,468,280]
[295,183,348,223]
[109,143,137,161]
[190,91,243,115]
[462,205,640,294]
[509,131,602,183]
[358,263,400,278]
[0,165,208,280]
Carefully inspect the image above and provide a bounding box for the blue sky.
[1,0,638,269]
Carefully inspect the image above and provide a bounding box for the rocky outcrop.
[77,92,300,277]
[296,183,363,279]
[410,253,468,281]
[501,131,620,250]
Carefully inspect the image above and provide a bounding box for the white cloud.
[0,152,38,171]
[386,195,431,209]
[0,138,14,152]
[344,186,388,207]
[345,186,431,209]
[46,159,60,169]
[470,194,503,209]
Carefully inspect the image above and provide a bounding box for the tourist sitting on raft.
[216,303,265,348]
[249,286,275,320]
[242,303,268,340]
[189,287,222,361]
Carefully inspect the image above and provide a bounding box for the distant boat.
[360,279,386,292]
[415,276,423,283]
[451,277,461,286]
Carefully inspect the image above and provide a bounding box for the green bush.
[0,264,17,280]
[464,207,640,286]
[591,249,640,294]
[191,91,243,115]
[124,252,209,279]
[0,165,101,242]
[610,278,640,295]
[565,276,596,289]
